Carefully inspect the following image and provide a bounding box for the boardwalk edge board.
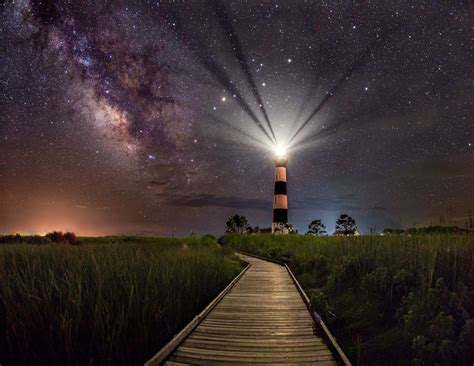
[144,262,251,366]
[240,251,352,366]
[284,263,352,366]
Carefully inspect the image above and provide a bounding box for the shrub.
[307,288,330,317]
[362,267,391,296]
[200,234,217,245]
[45,231,79,245]
[64,232,79,245]
[0,234,51,245]
[46,231,66,243]
[222,233,474,365]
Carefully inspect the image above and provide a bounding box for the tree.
[64,232,80,245]
[46,231,80,244]
[225,214,250,234]
[307,219,326,236]
[335,214,357,235]
[46,231,65,243]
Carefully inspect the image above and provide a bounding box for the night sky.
[1,1,472,236]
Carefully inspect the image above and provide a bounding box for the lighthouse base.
[272,222,289,234]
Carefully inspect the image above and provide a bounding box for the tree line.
[225,213,358,235]
[226,214,474,236]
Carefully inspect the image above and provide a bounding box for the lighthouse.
[272,147,288,233]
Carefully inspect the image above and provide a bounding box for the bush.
[361,267,392,300]
[222,233,474,365]
[45,231,80,245]
[0,234,51,245]
[64,232,79,245]
[46,231,65,242]
[307,288,330,317]
[200,234,217,245]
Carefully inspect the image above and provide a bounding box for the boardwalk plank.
[167,354,336,365]
[161,255,337,365]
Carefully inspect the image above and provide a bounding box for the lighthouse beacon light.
[275,145,286,157]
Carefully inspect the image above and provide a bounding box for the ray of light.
[164,5,275,147]
[212,0,277,145]
[287,23,400,146]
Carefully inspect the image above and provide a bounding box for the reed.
[221,234,474,365]
[0,236,243,365]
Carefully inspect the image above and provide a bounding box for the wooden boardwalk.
[147,255,343,365]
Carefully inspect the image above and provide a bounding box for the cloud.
[370,206,387,211]
[290,193,358,210]
[398,157,474,179]
[157,193,269,210]
[148,180,169,186]
[74,204,111,211]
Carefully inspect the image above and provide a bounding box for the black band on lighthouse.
[273,208,288,222]
[274,181,287,195]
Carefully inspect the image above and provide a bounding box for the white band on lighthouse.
[273,194,288,209]
[275,167,286,182]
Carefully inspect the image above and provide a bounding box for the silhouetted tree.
[405,225,472,235]
[46,231,65,243]
[335,214,357,235]
[307,219,326,236]
[46,231,80,244]
[64,232,79,245]
[225,214,250,234]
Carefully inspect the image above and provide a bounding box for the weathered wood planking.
[152,255,338,365]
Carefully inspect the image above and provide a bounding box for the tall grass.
[0,237,243,365]
[221,234,474,365]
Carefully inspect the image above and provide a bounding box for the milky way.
[0,1,472,235]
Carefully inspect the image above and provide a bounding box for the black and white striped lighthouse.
[272,150,288,233]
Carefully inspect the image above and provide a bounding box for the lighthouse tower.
[272,151,288,233]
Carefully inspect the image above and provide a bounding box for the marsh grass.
[0,237,242,365]
[221,234,474,365]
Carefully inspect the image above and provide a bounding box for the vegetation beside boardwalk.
[221,234,474,366]
[0,236,243,366]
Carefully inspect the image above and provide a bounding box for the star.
[0,0,470,241]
